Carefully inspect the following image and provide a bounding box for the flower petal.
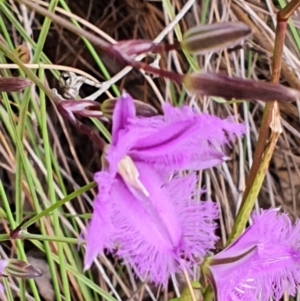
[167,174,219,261]
[112,92,136,145]
[127,105,244,171]
[84,172,114,270]
[103,162,219,285]
[109,165,180,285]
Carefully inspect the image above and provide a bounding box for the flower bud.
[101,98,157,120]
[58,99,104,122]
[183,72,300,102]
[4,259,43,279]
[0,77,31,92]
[181,22,251,55]
[13,43,31,63]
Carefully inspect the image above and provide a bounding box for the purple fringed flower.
[206,209,300,301]
[85,93,245,285]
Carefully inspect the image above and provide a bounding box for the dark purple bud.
[183,72,300,102]
[0,77,31,92]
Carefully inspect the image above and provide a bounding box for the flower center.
[117,155,150,197]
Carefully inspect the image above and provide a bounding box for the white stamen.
[240,283,255,289]
[245,278,255,282]
[234,287,245,294]
[117,156,150,197]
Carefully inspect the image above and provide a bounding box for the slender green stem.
[32,0,59,62]
[3,278,14,301]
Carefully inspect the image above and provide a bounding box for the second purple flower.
[205,209,300,301]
